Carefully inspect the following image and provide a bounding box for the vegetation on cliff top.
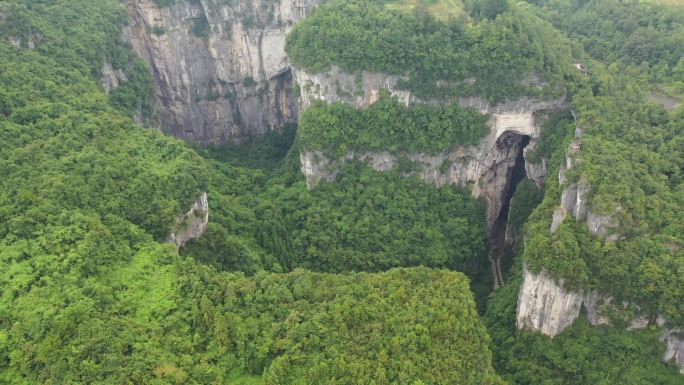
[297,91,490,156]
[529,0,684,101]
[517,1,684,326]
[523,66,684,325]
[287,0,575,101]
[182,266,503,385]
[0,1,500,383]
[1,0,683,383]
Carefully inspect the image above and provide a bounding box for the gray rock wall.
[297,70,568,227]
[662,330,684,374]
[168,192,209,248]
[516,266,584,336]
[124,0,322,143]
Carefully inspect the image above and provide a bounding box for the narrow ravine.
[488,134,530,289]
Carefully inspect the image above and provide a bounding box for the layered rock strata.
[124,0,322,143]
[297,68,568,227]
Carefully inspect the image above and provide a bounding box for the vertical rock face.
[662,331,684,374]
[101,61,127,94]
[294,67,412,109]
[519,264,684,374]
[300,129,537,228]
[124,0,322,143]
[516,266,584,337]
[297,71,568,227]
[523,142,547,188]
[168,192,209,248]
[517,268,623,336]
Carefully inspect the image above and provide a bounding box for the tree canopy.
[298,91,490,156]
[286,0,575,101]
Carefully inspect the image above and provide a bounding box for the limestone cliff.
[297,69,568,227]
[168,192,209,248]
[124,0,322,143]
[516,266,584,336]
[663,330,684,375]
[516,265,621,337]
[520,118,627,339]
[517,265,684,372]
[515,120,681,372]
[101,61,127,94]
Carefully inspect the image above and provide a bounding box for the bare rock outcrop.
[662,330,684,374]
[518,268,651,335]
[517,265,684,373]
[168,192,209,248]
[124,0,322,143]
[101,61,127,94]
[549,120,620,239]
[523,142,547,188]
[516,266,584,337]
[297,69,568,227]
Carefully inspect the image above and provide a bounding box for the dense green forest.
[180,266,502,385]
[487,1,684,383]
[482,84,684,384]
[522,69,684,324]
[298,92,490,155]
[184,159,488,276]
[1,0,683,384]
[0,1,499,383]
[528,0,684,100]
[290,0,684,382]
[287,0,575,100]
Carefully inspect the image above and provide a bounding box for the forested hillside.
[530,0,684,101]
[184,157,488,276]
[0,1,501,383]
[287,0,573,100]
[298,92,490,155]
[289,0,684,382]
[0,0,682,384]
[488,1,684,383]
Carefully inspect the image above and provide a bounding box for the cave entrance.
[488,133,530,290]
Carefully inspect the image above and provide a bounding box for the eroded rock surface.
[662,330,684,374]
[101,61,127,94]
[297,69,568,227]
[168,192,209,248]
[125,0,322,143]
[516,266,584,336]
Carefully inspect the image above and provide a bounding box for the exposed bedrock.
[124,0,322,143]
[516,266,584,337]
[517,265,684,373]
[516,266,622,337]
[662,330,684,375]
[168,192,209,248]
[516,122,681,373]
[298,73,568,229]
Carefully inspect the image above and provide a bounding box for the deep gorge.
[488,133,530,289]
[1,0,682,383]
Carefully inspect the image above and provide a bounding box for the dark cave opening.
[488,134,530,289]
